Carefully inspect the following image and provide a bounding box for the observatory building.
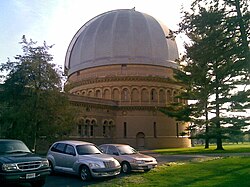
[64,9,190,149]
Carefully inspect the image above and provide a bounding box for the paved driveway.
[5,152,250,187]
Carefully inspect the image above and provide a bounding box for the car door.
[51,143,66,171]
[62,144,77,173]
[107,145,121,162]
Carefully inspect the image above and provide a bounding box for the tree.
[162,0,249,150]
[0,36,76,151]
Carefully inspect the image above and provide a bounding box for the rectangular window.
[176,122,179,137]
[90,125,94,137]
[103,126,106,136]
[124,122,127,138]
[78,125,82,136]
[83,125,88,136]
[153,122,157,138]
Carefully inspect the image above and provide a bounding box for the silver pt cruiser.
[47,140,121,181]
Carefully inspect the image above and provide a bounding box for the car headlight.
[113,159,120,167]
[88,162,104,168]
[134,160,145,164]
[2,163,18,171]
[41,160,49,167]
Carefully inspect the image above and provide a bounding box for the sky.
[0,0,192,68]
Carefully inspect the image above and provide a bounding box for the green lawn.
[90,144,250,187]
[154,143,250,154]
[96,156,250,187]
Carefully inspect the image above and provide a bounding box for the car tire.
[31,179,45,187]
[49,161,55,175]
[79,165,92,181]
[121,162,131,174]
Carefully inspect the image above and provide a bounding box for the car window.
[99,145,107,153]
[107,146,119,155]
[117,145,137,155]
[65,144,76,155]
[76,144,101,155]
[51,143,66,153]
[0,141,30,154]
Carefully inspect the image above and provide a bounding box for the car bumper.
[131,163,157,171]
[0,168,51,183]
[91,167,121,178]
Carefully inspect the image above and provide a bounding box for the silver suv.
[47,140,120,181]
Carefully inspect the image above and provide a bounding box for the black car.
[0,139,50,187]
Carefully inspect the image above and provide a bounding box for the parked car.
[47,140,121,181]
[99,144,157,173]
[0,139,50,187]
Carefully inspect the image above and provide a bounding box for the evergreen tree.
[162,0,249,150]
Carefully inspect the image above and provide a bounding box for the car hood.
[0,153,45,163]
[120,153,156,161]
[79,153,115,162]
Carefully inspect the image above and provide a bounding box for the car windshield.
[76,144,102,155]
[117,145,138,155]
[0,141,31,154]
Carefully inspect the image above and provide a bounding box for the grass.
[87,144,250,187]
[92,156,250,187]
[154,143,250,155]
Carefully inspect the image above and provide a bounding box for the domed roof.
[65,9,179,75]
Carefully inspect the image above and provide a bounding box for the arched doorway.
[136,132,145,149]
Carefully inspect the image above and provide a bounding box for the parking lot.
[4,152,220,187]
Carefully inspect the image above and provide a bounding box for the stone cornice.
[65,76,177,91]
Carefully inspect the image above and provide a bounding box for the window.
[78,125,82,135]
[103,126,106,136]
[151,89,157,102]
[90,125,94,137]
[153,122,157,138]
[51,143,65,153]
[96,90,101,98]
[124,122,127,138]
[107,146,119,155]
[65,145,75,155]
[121,88,129,101]
[176,122,179,137]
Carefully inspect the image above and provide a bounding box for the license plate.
[148,165,153,169]
[26,173,36,179]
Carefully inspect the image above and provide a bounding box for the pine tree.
[163,0,249,150]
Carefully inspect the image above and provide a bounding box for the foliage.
[0,36,76,150]
[161,0,250,150]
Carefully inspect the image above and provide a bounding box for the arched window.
[121,88,130,101]
[112,88,120,101]
[81,91,86,96]
[151,89,157,102]
[102,120,114,137]
[88,90,94,97]
[141,88,149,102]
[95,90,101,98]
[159,89,166,103]
[173,91,178,103]
[103,89,111,99]
[167,90,172,103]
[131,88,139,102]
[77,118,96,137]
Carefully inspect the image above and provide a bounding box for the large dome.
[65,9,179,75]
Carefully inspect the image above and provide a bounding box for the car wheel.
[49,161,55,175]
[79,165,92,181]
[31,179,45,187]
[121,162,131,174]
